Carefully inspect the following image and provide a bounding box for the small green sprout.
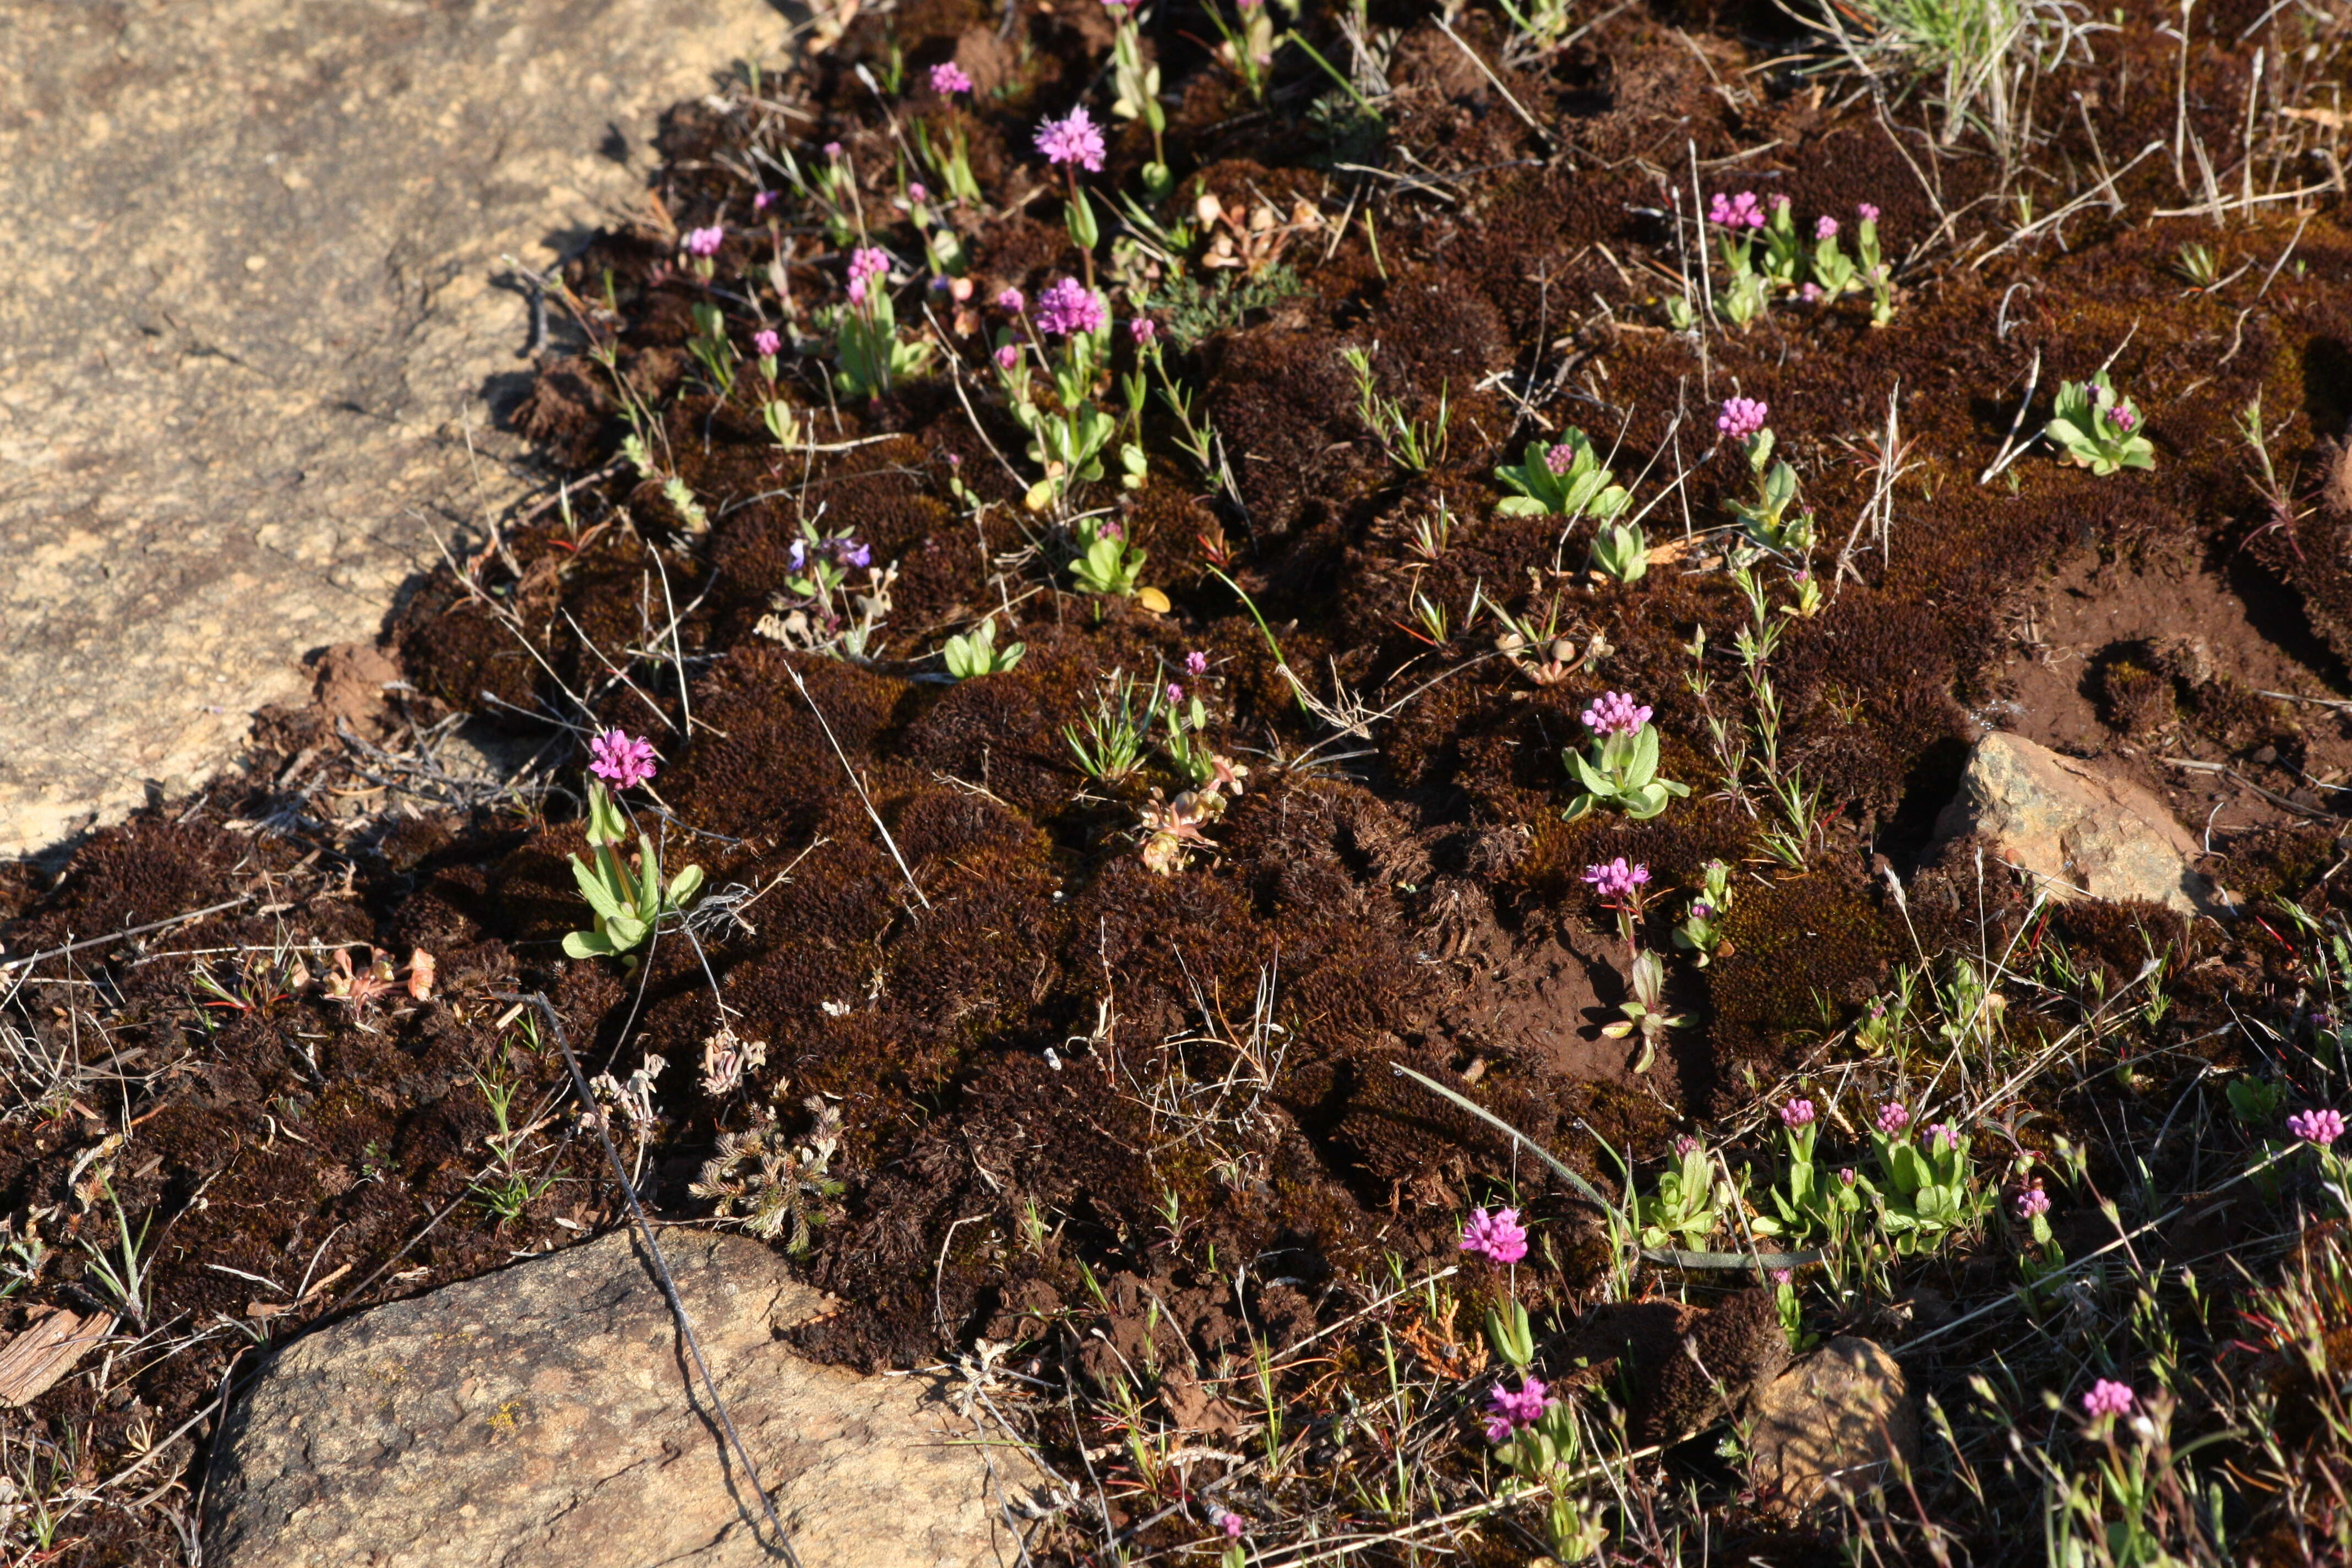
[1069,516,1148,597]
[2045,371,2155,476]
[941,616,1026,678]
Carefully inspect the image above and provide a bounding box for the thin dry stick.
[0,895,259,974]
[492,991,802,1568]
[1976,348,2043,487]
[782,657,932,909]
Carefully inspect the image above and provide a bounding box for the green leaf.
[667,862,705,908]
[1495,496,1547,517]
[571,855,628,923]
[563,929,616,960]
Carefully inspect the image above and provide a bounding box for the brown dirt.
[7,0,2352,1561]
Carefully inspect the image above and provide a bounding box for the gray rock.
[0,0,785,857]
[1934,731,2222,914]
[204,1229,1037,1567]
[1749,1336,1917,1513]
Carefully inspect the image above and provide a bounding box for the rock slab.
[1749,1336,1917,1511]
[1934,731,2220,914]
[0,0,783,857]
[204,1229,1034,1567]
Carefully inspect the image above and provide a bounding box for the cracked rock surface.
[0,0,783,856]
[204,1228,1036,1567]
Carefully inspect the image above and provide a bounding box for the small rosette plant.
[1494,429,1630,520]
[564,733,704,964]
[2045,371,2155,476]
[1637,1137,1726,1251]
[1672,858,1734,965]
[1750,1098,1864,1242]
[832,246,933,397]
[1562,691,1689,821]
[1864,1110,1989,1255]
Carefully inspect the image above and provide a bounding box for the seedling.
[688,1099,846,1253]
[1493,431,1631,520]
[1341,346,1449,474]
[1064,669,1155,783]
[1637,1138,1726,1250]
[1603,949,1686,1074]
[1672,859,1734,965]
[942,616,1026,678]
[2175,242,2222,290]
[2045,371,2154,475]
[1587,520,1649,584]
[1068,516,1148,597]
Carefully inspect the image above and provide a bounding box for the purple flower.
[1674,1135,1699,1156]
[2290,1107,2347,1146]
[823,141,843,159]
[1875,1101,1911,1135]
[1484,1374,1554,1440]
[1717,397,1770,442]
[1708,190,1766,230]
[930,61,974,95]
[1035,106,1107,173]
[1857,202,1881,222]
[1460,1206,1529,1265]
[1800,282,1823,302]
[2082,1380,2135,1419]
[754,190,776,212]
[753,328,781,357]
[1581,690,1653,737]
[996,287,1025,313]
[1130,317,1158,345]
[840,540,872,569]
[1035,276,1106,337]
[589,729,660,790]
[995,343,1021,370]
[1781,1098,1817,1130]
[1185,650,1209,676]
[1838,1168,1857,1186]
[1924,1123,1958,1151]
[2015,1183,2051,1221]
[1166,682,1185,704]
[1211,1509,1245,1539]
[1581,857,1650,901]
[2110,405,2138,433]
[1814,214,1839,241]
[1770,1267,1794,1285]
[683,226,725,258]
[1543,442,1578,475]
[907,181,928,203]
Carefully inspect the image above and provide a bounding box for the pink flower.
[930,61,974,95]
[1166,683,1185,704]
[1185,650,1209,676]
[1035,106,1107,172]
[907,181,928,202]
[1717,397,1770,441]
[2015,1183,2051,1220]
[1581,858,1650,901]
[823,141,843,159]
[2110,405,2138,433]
[848,247,889,287]
[1674,1135,1698,1156]
[1581,691,1653,736]
[1543,442,1578,475]
[754,190,776,212]
[1034,276,1106,337]
[1838,1167,1857,1186]
[995,287,1025,313]
[589,729,660,790]
[1800,282,1823,302]
[2082,1380,2135,1419]
[2291,1107,2347,1146]
[1460,1206,1529,1265]
[1781,1098,1816,1130]
[1211,1509,1245,1539]
[1130,317,1158,345]
[1708,190,1766,230]
[1814,215,1839,241]
[1770,1267,1794,1284]
[1875,1101,1911,1135]
[1924,1123,1957,1150]
[1857,202,1881,222]
[1485,1375,1554,1439]
[995,344,1021,370]
[683,226,725,258]
[753,328,781,357]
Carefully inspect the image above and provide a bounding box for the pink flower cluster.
[1483,1375,1555,1442]
[1130,317,1158,345]
[846,246,890,306]
[1035,106,1106,172]
[1717,396,1770,441]
[1858,202,1881,222]
[683,225,725,258]
[1874,1101,1911,1135]
[1814,215,1839,241]
[590,729,660,790]
[1543,442,1579,476]
[2291,1107,2346,1146]
[995,287,1025,313]
[1781,1098,1816,1130]
[930,61,973,95]
[753,328,781,358]
[1923,1123,1957,1151]
[1708,190,1766,230]
[2015,1182,2050,1221]
[1460,1206,1528,1265]
[1581,857,1649,901]
[1581,690,1653,736]
[1035,277,1105,337]
[2082,1380,2136,1419]
[1185,650,1209,676]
